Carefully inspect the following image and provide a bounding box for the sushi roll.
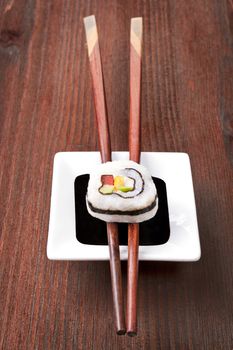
[86,160,158,223]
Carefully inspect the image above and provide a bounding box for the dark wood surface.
[0,0,233,349]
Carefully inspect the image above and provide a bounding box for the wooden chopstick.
[127,17,143,337]
[84,15,126,335]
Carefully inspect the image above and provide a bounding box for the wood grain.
[0,0,233,349]
[84,15,126,335]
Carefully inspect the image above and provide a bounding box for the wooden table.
[1,1,233,349]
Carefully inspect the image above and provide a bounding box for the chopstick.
[127,17,143,337]
[84,15,126,335]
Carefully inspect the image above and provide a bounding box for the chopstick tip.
[130,17,143,56]
[131,17,143,36]
[83,15,98,57]
[131,17,142,25]
[127,331,137,337]
[83,15,96,28]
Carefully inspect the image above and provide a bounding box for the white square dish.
[47,152,201,261]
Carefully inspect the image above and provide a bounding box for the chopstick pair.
[84,15,142,336]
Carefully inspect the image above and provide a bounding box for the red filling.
[101,175,114,185]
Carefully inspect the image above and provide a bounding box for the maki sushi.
[86,160,158,223]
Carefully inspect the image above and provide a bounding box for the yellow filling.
[114,176,124,190]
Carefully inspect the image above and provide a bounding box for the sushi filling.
[87,194,158,216]
[98,168,144,198]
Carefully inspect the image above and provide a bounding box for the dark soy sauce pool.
[74,175,170,245]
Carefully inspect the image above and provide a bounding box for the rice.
[86,160,158,223]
